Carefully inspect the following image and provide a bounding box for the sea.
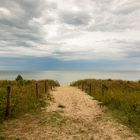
[0,70,139,84]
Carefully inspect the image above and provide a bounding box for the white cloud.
[0,7,11,17]
[0,0,140,69]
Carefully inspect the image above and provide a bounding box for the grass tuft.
[39,111,66,127]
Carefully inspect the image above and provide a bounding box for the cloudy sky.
[0,0,140,70]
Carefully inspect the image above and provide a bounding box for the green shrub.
[16,75,23,82]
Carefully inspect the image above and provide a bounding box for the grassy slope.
[0,79,60,123]
[71,79,140,134]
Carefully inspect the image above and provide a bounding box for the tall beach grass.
[71,79,140,134]
[0,76,60,123]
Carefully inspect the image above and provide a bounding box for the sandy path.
[0,86,140,140]
[47,85,139,140]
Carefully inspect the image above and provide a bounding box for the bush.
[16,75,23,82]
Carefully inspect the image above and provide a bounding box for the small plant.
[0,136,5,140]
[16,75,23,82]
[15,75,24,86]
[40,111,66,127]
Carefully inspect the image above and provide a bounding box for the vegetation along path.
[1,86,140,140]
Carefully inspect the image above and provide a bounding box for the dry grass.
[0,79,60,123]
[71,79,140,134]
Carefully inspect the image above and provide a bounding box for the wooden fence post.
[82,83,84,91]
[51,84,53,91]
[102,85,105,95]
[102,84,108,95]
[45,81,47,93]
[78,84,80,89]
[89,84,92,95]
[36,83,39,97]
[45,81,48,93]
[5,85,11,118]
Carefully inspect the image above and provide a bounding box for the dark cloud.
[1,56,139,70]
[60,11,91,26]
[0,0,47,50]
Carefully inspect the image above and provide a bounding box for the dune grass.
[71,79,140,134]
[0,78,60,123]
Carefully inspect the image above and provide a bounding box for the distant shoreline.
[0,70,139,84]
